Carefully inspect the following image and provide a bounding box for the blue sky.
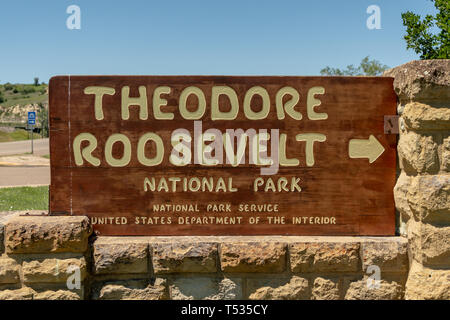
[0,0,436,83]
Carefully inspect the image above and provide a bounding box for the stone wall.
[0,216,408,300]
[0,215,91,300]
[384,59,450,300]
[90,236,409,300]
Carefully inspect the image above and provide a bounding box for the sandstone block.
[345,279,403,300]
[170,277,241,300]
[405,262,450,300]
[95,279,168,300]
[394,172,413,223]
[408,221,450,267]
[383,60,450,105]
[152,242,218,274]
[0,224,4,254]
[22,257,87,283]
[361,238,408,273]
[402,102,450,131]
[0,287,35,300]
[0,257,20,284]
[419,224,450,267]
[311,277,340,300]
[0,212,22,254]
[407,175,450,224]
[220,242,286,273]
[442,136,450,172]
[248,276,309,300]
[34,290,82,300]
[398,131,439,174]
[290,242,360,273]
[5,216,92,254]
[93,238,148,274]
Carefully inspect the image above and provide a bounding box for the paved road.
[0,166,50,187]
[0,139,50,187]
[0,138,49,156]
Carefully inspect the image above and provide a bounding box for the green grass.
[0,122,23,127]
[0,186,49,211]
[41,154,50,159]
[0,129,42,142]
[0,84,48,108]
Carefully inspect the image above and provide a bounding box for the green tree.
[34,77,39,86]
[401,0,449,59]
[320,56,389,76]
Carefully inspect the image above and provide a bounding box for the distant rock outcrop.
[0,103,48,123]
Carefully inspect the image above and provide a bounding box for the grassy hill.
[0,83,48,108]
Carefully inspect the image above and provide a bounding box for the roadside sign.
[28,111,36,154]
[49,75,397,236]
[28,111,36,125]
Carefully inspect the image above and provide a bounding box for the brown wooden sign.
[49,76,397,236]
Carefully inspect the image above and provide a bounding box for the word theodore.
[83,85,327,121]
[74,85,329,172]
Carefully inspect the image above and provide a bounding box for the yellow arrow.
[349,135,385,164]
